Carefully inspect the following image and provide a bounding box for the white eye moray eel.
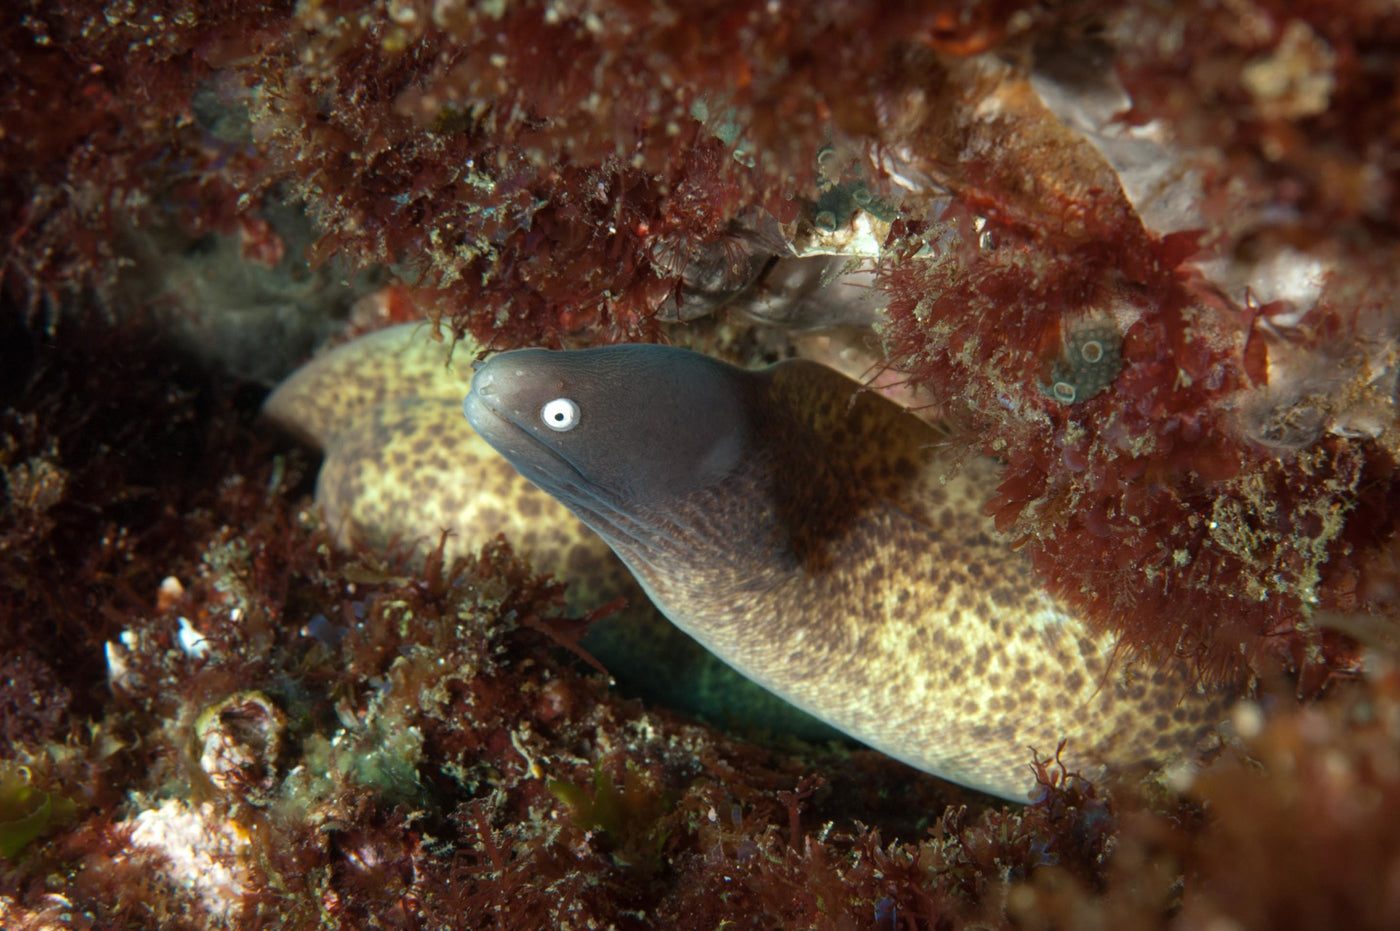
[464,344,1228,801]
[260,324,841,738]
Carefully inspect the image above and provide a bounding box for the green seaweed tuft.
[0,763,73,860]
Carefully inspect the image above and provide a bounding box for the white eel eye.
[540,397,580,432]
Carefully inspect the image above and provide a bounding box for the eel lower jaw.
[461,386,501,436]
[463,386,673,581]
[463,386,605,513]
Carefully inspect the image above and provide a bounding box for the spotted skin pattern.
[261,324,634,613]
[466,347,1227,801]
[261,325,843,740]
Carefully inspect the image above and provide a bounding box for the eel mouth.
[461,380,575,486]
[462,380,663,568]
[460,380,513,446]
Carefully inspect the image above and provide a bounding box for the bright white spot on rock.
[177,617,211,659]
[157,576,184,611]
[127,799,252,922]
[1162,758,1200,794]
[105,641,131,692]
[1231,699,1265,740]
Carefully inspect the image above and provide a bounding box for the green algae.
[0,764,74,860]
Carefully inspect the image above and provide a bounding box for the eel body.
[464,344,1225,801]
[261,324,840,737]
[261,324,606,581]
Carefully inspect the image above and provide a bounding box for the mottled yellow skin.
[269,326,1228,801]
[651,364,1224,797]
[465,347,1229,801]
[262,325,623,603]
[261,325,841,738]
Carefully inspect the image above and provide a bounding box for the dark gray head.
[463,345,756,534]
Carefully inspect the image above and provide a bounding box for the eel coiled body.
[465,344,1225,801]
[260,324,838,737]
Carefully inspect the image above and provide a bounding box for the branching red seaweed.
[5,1,1400,927]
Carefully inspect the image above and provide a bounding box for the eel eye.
[540,397,580,432]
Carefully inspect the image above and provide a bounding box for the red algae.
[5,317,1395,925]
[6,0,1400,927]
[1174,666,1400,930]
[251,1,1049,347]
[883,210,1398,681]
[0,3,287,317]
[871,6,1400,686]
[1112,1,1400,235]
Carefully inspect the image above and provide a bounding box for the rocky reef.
[3,1,1400,928]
